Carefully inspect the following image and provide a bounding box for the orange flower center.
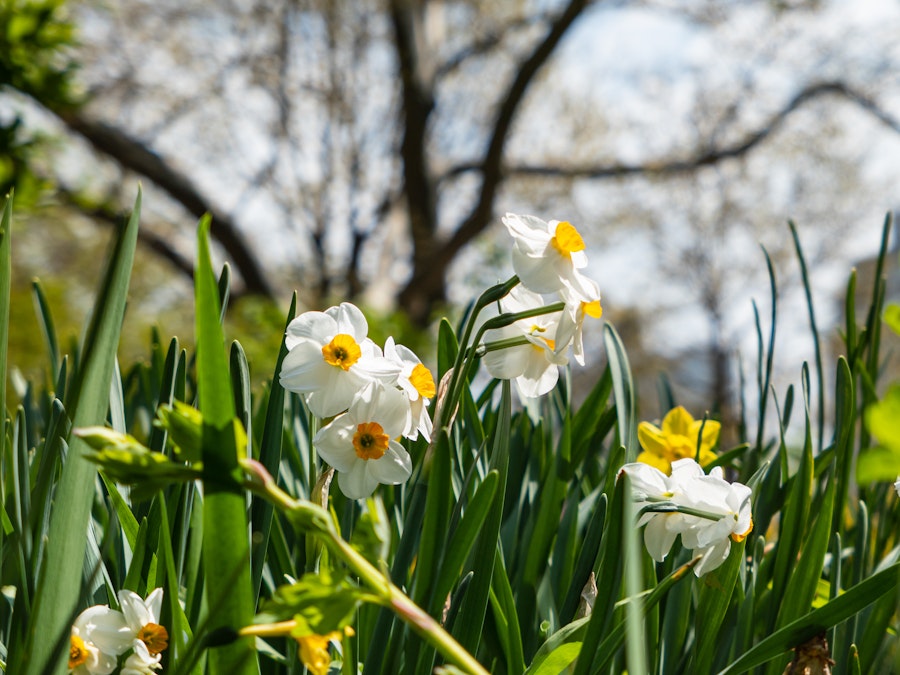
[353,422,389,460]
[550,221,586,257]
[138,622,169,655]
[69,634,89,668]
[322,334,361,370]
[409,363,436,399]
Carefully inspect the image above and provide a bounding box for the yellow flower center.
[69,634,89,668]
[138,622,169,655]
[409,363,436,399]
[731,517,754,543]
[322,334,362,370]
[550,221,586,257]
[297,633,334,675]
[353,422,389,460]
[582,299,603,318]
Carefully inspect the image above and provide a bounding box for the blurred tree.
[4,0,900,420]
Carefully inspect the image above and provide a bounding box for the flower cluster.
[637,406,720,474]
[69,589,168,675]
[482,214,602,398]
[279,302,435,499]
[620,459,753,576]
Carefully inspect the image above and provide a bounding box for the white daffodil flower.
[620,462,695,563]
[482,285,569,398]
[556,278,603,366]
[120,640,162,675]
[69,605,133,675]
[621,458,753,576]
[503,213,599,302]
[314,382,413,499]
[118,588,168,657]
[279,302,400,418]
[675,463,753,576]
[384,337,435,442]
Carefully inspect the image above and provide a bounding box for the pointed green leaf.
[24,190,141,675]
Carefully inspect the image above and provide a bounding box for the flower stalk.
[240,459,489,675]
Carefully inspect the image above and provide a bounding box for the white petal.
[314,418,360,473]
[279,343,331,393]
[118,590,154,632]
[74,606,134,656]
[368,442,413,485]
[515,361,558,398]
[338,461,379,499]
[483,343,531,380]
[329,302,369,339]
[692,539,731,576]
[643,516,678,562]
[285,311,335,350]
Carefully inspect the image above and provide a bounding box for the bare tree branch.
[398,0,592,321]
[389,0,438,308]
[51,108,276,299]
[439,81,900,181]
[56,186,196,282]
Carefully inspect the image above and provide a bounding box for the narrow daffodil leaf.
[23,189,141,675]
[716,561,900,675]
[194,215,257,673]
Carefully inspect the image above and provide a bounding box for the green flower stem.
[241,460,489,675]
[442,299,567,432]
[637,497,726,522]
[440,276,520,430]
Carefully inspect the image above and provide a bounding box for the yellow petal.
[661,406,694,437]
[637,422,668,456]
[690,419,721,452]
[636,450,672,474]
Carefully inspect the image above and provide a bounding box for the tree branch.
[51,108,275,299]
[440,81,900,181]
[389,0,438,316]
[398,0,591,320]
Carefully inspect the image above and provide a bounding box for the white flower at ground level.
[279,303,400,418]
[384,337,435,442]
[503,213,599,302]
[894,476,900,497]
[314,382,413,499]
[120,640,162,675]
[482,285,569,398]
[69,605,133,675]
[620,458,753,576]
[118,588,168,657]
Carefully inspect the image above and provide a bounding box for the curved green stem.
[241,460,489,675]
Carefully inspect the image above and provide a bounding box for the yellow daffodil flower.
[637,406,720,474]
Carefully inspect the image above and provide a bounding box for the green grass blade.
[454,381,511,658]
[31,279,60,384]
[789,221,825,454]
[250,293,296,602]
[23,189,141,675]
[194,216,258,673]
[0,192,11,446]
[603,322,636,459]
[717,561,900,675]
